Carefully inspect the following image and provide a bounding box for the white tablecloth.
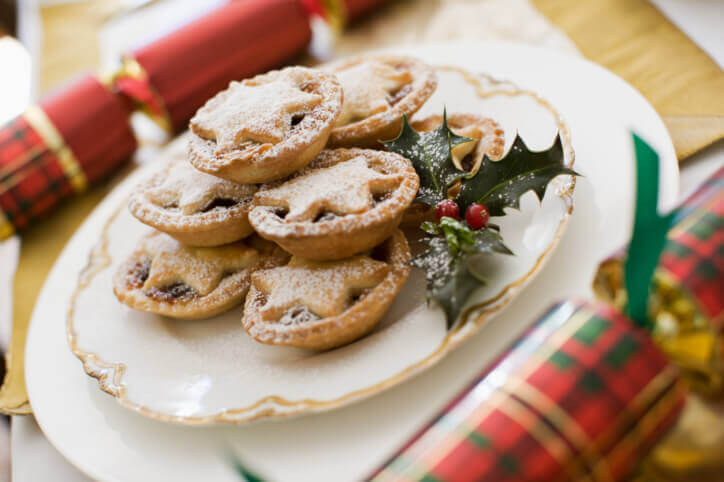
[7,0,724,480]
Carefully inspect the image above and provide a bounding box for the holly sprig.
[383,109,578,328]
[412,218,512,327]
[382,110,472,207]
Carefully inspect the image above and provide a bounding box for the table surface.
[8,0,724,480]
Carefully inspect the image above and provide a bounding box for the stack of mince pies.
[114,55,504,350]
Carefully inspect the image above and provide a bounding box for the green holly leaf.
[411,222,513,328]
[420,221,441,235]
[410,237,479,327]
[457,133,578,216]
[382,110,472,207]
[438,217,474,256]
[464,228,513,257]
[429,257,482,330]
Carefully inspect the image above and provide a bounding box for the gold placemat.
[532,0,724,160]
[39,0,129,93]
[3,0,723,414]
[0,182,115,414]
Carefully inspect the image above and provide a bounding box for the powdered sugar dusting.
[139,233,259,296]
[333,60,412,126]
[254,155,400,222]
[325,55,437,145]
[252,255,389,322]
[146,160,257,216]
[188,67,343,179]
[249,149,419,243]
[279,306,320,326]
[191,78,322,151]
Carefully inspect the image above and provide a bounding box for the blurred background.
[1,0,722,124]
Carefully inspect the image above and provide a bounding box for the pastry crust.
[242,230,411,350]
[188,66,343,184]
[113,232,287,319]
[401,113,505,227]
[412,113,504,173]
[128,157,257,247]
[399,202,437,228]
[324,55,437,148]
[249,148,419,260]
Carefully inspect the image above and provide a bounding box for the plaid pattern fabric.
[660,165,724,322]
[0,74,137,239]
[592,166,724,395]
[370,301,686,482]
[0,110,85,238]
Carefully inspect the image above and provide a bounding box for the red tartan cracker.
[0,1,398,238]
[659,165,723,323]
[124,0,392,134]
[369,301,686,482]
[0,75,136,239]
[595,165,724,394]
[0,0,326,238]
[129,0,312,133]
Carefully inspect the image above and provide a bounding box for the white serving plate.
[65,63,575,424]
[26,42,678,481]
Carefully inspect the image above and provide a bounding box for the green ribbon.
[624,134,676,329]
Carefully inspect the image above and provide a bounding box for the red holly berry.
[465,203,490,230]
[436,199,460,221]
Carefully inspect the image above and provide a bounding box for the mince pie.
[412,113,504,174]
[402,113,505,226]
[324,55,437,148]
[188,66,343,184]
[128,157,257,247]
[242,230,410,350]
[113,232,287,319]
[249,148,419,260]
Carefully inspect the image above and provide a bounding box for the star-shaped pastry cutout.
[334,60,412,126]
[147,162,257,215]
[255,156,400,222]
[451,124,483,171]
[449,120,504,171]
[141,235,259,296]
[253,255,389,321]
[191,78,323,152]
